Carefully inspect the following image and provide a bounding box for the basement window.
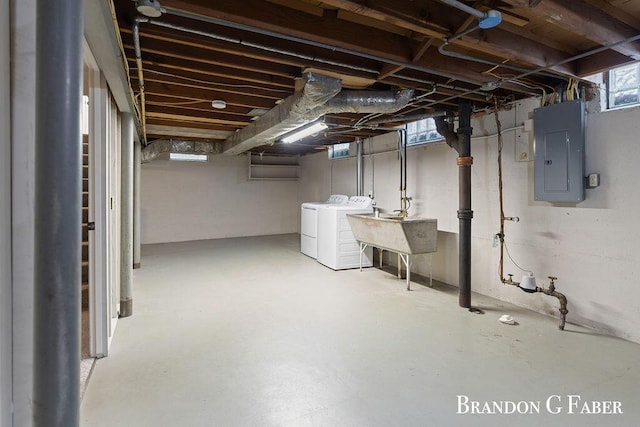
[169,153,208,162]
[328,142,350,159]
[406,118,442,145]
[607,62,640,109]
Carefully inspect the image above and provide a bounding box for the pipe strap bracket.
[457,209,474,220]
[457,156,474,166]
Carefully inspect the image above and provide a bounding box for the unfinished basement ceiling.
[113,0,640,156]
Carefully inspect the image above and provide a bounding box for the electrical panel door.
[533,100,585,202]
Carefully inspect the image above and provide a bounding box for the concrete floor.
[81,234,640,427]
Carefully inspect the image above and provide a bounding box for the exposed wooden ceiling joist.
[112,0,640,156]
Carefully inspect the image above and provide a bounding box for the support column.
[33,0,83,425]
[133,137,141,269]
[356,139,363,196]
[120,113,134,317]
[456,100,473,308]
[0,0,12,422]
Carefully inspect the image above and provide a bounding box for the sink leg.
[397,253,401,279]
[359,242,363,272]
[378,248,383,269]
[429,253,433,288]
[406,256,411,291]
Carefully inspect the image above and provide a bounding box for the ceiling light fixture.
[281,121,328,144]
[211,99,227,109]
[137,0,163,18]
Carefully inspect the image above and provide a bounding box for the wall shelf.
[248,154,299,180]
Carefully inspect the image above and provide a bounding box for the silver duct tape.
[223,72,342,155]
[141,139,223,162]
[302,89,414,120]
[223,74,414,155]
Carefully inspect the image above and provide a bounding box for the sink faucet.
[395,190,412,217]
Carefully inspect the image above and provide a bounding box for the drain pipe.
[133,17,149,144]
[435,100,473,309]
[33,0,83,424]
[392,130,412,218]
[356,139,363,196]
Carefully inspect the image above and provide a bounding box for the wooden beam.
[145,100,251,117]
[127,64,291,99]
[503,0,640,60]
[145,104,252,124]
[310,0,575,74]
[575,50,637,77]
[453,27,576,75]
[160,0,414,62]
[142,81,280,110]
[412,38,435,62]
[136,74,283,101]
[377,63,405,80]
[146,124,234,140]
[129,58,294,90]
[146,111,249,126]
[146,118,239,132]
[582,0,640,30]
[123,41,298,78]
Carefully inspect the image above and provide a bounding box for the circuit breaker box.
[533,100,585,202]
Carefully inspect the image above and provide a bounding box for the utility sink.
[347,213,437,254]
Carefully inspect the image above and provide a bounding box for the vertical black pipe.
[402,130,407,191]
[356,139,363,196]
[457,100,473,308]
[33,0,83,425]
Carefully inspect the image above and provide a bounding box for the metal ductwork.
[222,72,414,155]
[302,89,414,121]
[142,139,223,162]
[222,73,341,155]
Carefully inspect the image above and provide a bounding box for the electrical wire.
[493,96,532,282]
[494,96,506,282]
[504,242,533,274]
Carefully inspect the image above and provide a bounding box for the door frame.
[84,40,117,357]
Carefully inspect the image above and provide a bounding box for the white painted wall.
[10,0,36,424]
[300,98,640,343]
[141,155,300,244]
[0,0,12,424]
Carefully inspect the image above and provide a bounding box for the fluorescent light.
[281,121,328,143]
[169,153,208,162]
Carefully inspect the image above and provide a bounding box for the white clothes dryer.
[300,194,349,258]
[317,196,373,270]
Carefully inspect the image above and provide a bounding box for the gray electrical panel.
[533,100,585,202]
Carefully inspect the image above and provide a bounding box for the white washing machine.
[317,196,374,270]
[300,194,349,258]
